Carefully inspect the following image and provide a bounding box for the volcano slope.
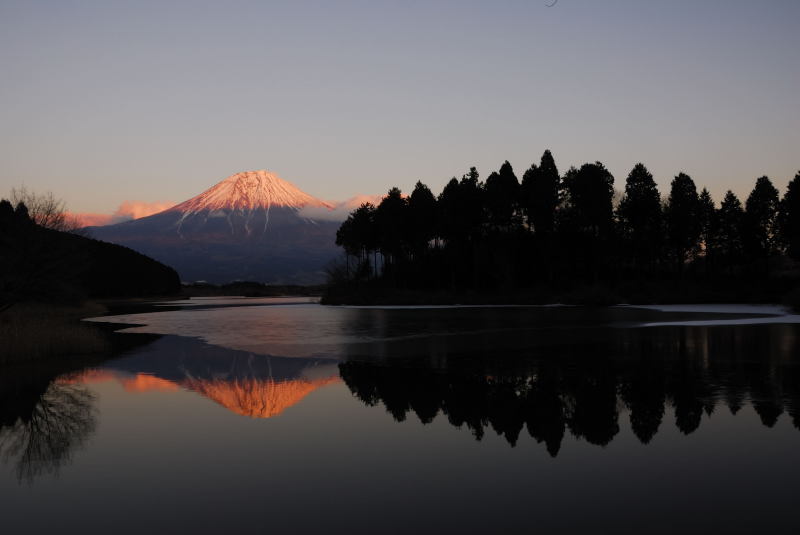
[89,170,342,284]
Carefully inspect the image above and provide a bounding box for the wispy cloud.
[297,194,385,222]
[71,200,175,227]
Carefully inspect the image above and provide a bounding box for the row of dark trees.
[335,151,800,293]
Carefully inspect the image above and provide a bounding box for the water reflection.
[340,323,800,455]
[0,335,160,482]
[3,305,800,487]
[0,335,339,482]
[94,336,340,418]
[3,303,800,534]
[0,380,96,483]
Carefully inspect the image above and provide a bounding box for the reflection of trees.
[340,324,800,456]
[340,361,619,455]
[0,332,157,484]
[0,381,96,483]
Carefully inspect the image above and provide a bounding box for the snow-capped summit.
[88,170,342,284]
[171,170,334,214]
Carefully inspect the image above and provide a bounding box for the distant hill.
[0,200,180,306]
[88,170,342,284]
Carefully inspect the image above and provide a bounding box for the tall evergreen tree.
[353,202,379,265]
[407,181,437,255]
[716,191,745,268]
[520,163,538,230]
[484,161,520,231]
[438,168,484,246]
[520,150,560,234]
[744,176,780,263]
[335,202,377,278]
[335,215,357,259]
[665,173,700,271]
[375,188,408,272]
[617,163,663,269]
[778,172,800,260]
[697,188,716,251]
[436,169,485,288]
[437,177,463,245]
[460,167,485,241]
[560,162,615,238]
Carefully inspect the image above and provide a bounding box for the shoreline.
[321,281,800,309]
[0,297,177,366]
[3,287,798,366]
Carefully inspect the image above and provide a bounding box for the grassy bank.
[0,302,114,365]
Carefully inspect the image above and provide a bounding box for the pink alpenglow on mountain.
[89,170,342,284]
[173,170,334,214]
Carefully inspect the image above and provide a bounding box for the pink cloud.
[338,194,386,209]
[71,200,175,227]
[112,200,175,221]
[71,212,115,227]
[297,194,387,221]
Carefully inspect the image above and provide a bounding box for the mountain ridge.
[88,170,342,283]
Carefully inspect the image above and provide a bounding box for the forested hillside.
[1,199,180,310]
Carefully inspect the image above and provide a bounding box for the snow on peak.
[171,170,334,214]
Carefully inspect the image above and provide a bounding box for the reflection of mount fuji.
[71,336,340,418]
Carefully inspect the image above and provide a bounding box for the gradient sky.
[1,0,798,214]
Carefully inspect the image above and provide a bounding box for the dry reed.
[0,302,111,364]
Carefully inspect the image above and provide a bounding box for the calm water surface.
[2,300,800,534]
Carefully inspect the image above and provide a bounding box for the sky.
[1,0,799,217]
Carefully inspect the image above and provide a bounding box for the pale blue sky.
[1,0,798,213]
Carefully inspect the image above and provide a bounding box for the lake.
[2,299,800,534]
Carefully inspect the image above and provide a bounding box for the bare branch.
[9,186,82,233]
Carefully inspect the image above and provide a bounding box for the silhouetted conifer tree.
[716,191,745,269]
[744,176,780,267]
[375,188,408,275]
[520,150,560,234]
[407,181,437,257]
[484,161,520,231]
[459,168,485,241]
[437,177,464,246]
[336,202,377,279]
[560,163,615,238]
[335,216,357,270]
[697,188,716,267]
[617,163,663,271]
[438,168,485,246]
[778,172,800,260]
[520,163,538,230]
[665,173,700,272]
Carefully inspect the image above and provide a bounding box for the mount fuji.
[88,171,342,284]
